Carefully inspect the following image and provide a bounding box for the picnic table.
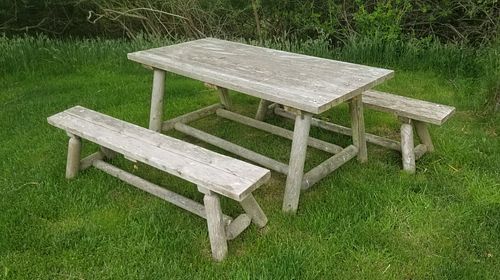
[128,38,394,213]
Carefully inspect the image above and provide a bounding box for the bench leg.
[283,111,312,213]
[400,120,416,173]
[349,95,368,163]
[217,86,233,110]
[149,69,166,132]
[203,192,228,261]
[255,99,272,121]
[414,121,434,152]
[240,194,268,228]
[66,134,81,179]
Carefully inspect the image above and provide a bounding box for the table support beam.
[283,112,312,213]
[149,69,166,131]
[216,109,343,154]
[162,103,222,131]
[174,123,289,174]
[274,107,401,151]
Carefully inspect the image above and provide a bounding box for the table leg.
[255,99,272,121]
[149,69,166,131]
[349,95,368,162]
[282,111,312,213]
[216,86,233,110]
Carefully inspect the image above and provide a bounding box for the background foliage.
[1,0,498,44]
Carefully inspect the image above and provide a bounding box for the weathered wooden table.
[128,38,394,213]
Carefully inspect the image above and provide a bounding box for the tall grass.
[1,34,497,110]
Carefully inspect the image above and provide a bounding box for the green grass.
[0,36,499,279]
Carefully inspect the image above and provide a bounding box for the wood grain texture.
[363,90,455,125]
[240,193,268,228]
[47,106,270,201]
[128,38,394,114]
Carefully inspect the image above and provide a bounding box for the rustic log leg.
[282,111,312,213]
[400,120,416,173]
[349,95,368,162]
[66,134,81,179]
[255,99,272,121]
[149,69,166,131]
[217,86,233,110]
[240,194,268,228]
[203,191,228,261]
[414,120,434,152]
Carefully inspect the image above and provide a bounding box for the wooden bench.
[362,90,455,172]
[47,106,271,261]
[273,90,455,173]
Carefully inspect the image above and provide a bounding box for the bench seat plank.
[48,106,270,201]
[363,90,455,125]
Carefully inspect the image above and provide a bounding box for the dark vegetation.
[1,0,498,44]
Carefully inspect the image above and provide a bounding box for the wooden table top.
[128,38,394,114]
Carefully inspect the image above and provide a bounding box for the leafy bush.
[1,0,498,45]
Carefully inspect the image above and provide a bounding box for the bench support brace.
[240,194,268,228]
[225,214,251,240]
[414,121,434,152]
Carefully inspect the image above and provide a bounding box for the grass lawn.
[0,37,499,279]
